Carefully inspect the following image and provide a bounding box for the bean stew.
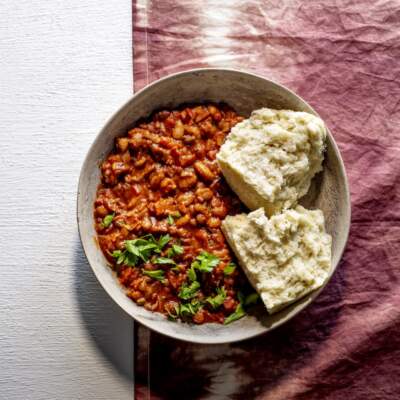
[94,104,255,324]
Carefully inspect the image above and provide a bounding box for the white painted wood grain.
[0,1,134,399]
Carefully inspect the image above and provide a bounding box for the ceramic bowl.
[77,68,350,344]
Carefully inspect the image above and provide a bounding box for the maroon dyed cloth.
[132,1,400,398]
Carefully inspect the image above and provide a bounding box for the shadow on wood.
[73,233,134,382]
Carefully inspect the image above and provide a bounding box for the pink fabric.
[133,1,400,398]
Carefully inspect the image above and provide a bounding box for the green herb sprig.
[167,244,183,258]
[187,265,197,281]
[111,234,171,267]
[101,213,115,228]
[244,292,259,306]
[206,287,227,309]
[191,251,220,273]
[178,281,201,300]
[154,257,176,265]
[224,302,246,325]
[223,262,236,276]
[224,291,260,325]
[179,299,202,318]
[142,269,165,281]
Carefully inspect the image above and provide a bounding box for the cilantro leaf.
[167,244,184,258]
[172,244,183,254]
[223,291,254,324]
[158,234,171,249]
[178,281,200,300]
[224,303,246,325]
[179,299,202,319]
[154,257,176,265]
[179,304,189,317]
[124,240,141,257]
[206,287,227,309]
[138,234,162,253]
[125,239,157,262]
[191,251,220,273]
[179,304,195,318]
[111,249,137,266]
[142,269,165,281]
[111,234,176,269]
[124,252,138,266]
[223,262,236,276]
[111,250,125,264]
[167,212,181,225]
[111,249,122,258]
[140,243,159,258]
[140,233,157,243]
[187,265,197,281]
[101,213,115,228]
[244,292,259,306]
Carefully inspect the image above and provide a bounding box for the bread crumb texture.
[222,206,332,313]
[217,108,327,215]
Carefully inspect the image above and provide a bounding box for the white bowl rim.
[77,67,351,344]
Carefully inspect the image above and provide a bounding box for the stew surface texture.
[94,104,254,324]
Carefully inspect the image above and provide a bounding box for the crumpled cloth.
[132,1,400,398]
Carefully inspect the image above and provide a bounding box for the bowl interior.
[77,69,350,344]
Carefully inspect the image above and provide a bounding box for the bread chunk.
[217,108,327,215]
[221,206,332,313]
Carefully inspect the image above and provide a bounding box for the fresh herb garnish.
[224,303,246,325]
[178,281,201,300]
[125,253,139,266]
[125,239,158,262]
[174,244,184,253]
[191,251,220,273]
[111,250,124,264]
[167,212,181,225]
[187,265,197,281]
[111,249,137,266]
[223,262,236,276]
[167,244,184,258]
[101,213,115,228]
[158,234,171,250]
[179,299,202,318]
[154,257,176,265]
[179,304,194,318]
[206,287,226,309]
[110,234,171,267]
[223,291,258,324]
[142,269,165,281]
[244,292,259,306]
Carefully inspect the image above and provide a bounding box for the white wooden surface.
[0,1,134,399]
